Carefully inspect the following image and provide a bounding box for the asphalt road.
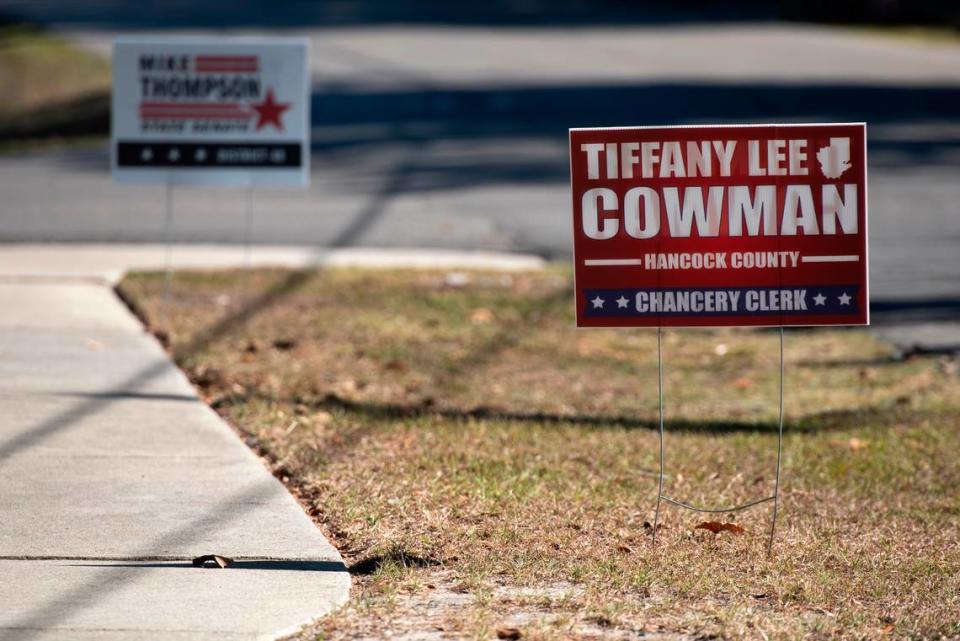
[0,8,958,335]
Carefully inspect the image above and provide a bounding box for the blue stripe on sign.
[583,286,860,317]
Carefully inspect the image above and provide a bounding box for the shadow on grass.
[117,268,321,357]
[794,355,909,368]
[348,550,442,575]
[217,388,920,435]
[115,266,930,448]
[0,92,108,145]
[0,261,921,638]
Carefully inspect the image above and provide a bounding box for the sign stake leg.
[652,326,665,546]
[768,327,785,555]
[161,181,175,326]
[242,184,254,306]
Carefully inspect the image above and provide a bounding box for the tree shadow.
[870,298,960,325]
[311,81,960,178]
[348,550,442,575]
[0,251,939,637]
[227,388,920,436]
[39,82,960,177]
[64,559,348,572]
[0,1,778,30]
[2,481,342,639]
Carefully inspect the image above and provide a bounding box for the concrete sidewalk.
[0,243,546,285]
[0,277,351,639]
[0,244,545,640]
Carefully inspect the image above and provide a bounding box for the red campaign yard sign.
[570,123,868,328]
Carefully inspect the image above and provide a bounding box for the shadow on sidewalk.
[65,559,348,572]
[4,481,328,639]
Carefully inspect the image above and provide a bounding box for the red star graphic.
[249,89,291,131]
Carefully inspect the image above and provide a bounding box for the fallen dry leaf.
[848,437,869,450]
[832,437,869,451]
[471,307,494,324]
[192,554,234,568]
[383,359,409,372]
[272,338,297,351]
[694,521,746,535]
[733,377,754,389]
[496,627,522,640]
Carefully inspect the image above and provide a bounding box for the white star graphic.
[140,147,153,161]
[813,293,826,306]
[168,147,181,162]
[838,292,851,305]
[591,296,605,309]
[616,296,629,309]
[194,148,208,162]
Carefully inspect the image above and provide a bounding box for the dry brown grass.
[119,267,960,641]
[0,24,109,135]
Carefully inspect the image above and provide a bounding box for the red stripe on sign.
[140,111,249,116]
[195,55,257,62]
[140,102,247,110]
[140,112,251,120]
[140,109,249,114]
[139,104,250,116]
[140,107,249,113]
[195,65,259,73]
[194,55,259,72]
[195,61,258,65]
[195,67,259,73]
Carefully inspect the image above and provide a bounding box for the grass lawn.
[846,25,960,46]
[0,23,109,143]
[119,267,960,640]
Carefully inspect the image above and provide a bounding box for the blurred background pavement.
[0,0,957,342]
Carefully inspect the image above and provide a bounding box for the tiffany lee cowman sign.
[112,37,309,187]
[570,124,868,327]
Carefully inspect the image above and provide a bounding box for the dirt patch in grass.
[0,23,110,145]
[119,267,960,640]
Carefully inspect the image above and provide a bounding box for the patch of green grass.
[0,24,109,145]
[0,24,108,115]
[120,267,960,640]
[845,24,960,46]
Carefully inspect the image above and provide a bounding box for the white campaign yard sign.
[112,37,309,187]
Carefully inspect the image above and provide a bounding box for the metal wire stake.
[768,327,785,555]
[241,184,254,306]
[652,326,664,546]
[161,181,175,326]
